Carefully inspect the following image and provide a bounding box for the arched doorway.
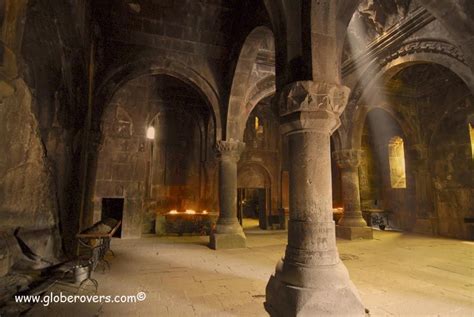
[238,163,272,230]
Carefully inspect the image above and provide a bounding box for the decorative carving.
[332,150,363,169]
[215,139,245,161]
[380,40,466,66]
[343,7,436,75]
[279,81,350,117]
[342,39,466,128]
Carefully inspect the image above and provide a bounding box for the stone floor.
[29,223,474,316]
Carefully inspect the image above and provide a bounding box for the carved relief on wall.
[113,106,133,138]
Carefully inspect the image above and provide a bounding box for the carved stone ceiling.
[358,0,412,34]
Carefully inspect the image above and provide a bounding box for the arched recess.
[345,51,474,150]
[352,103,416,153]
[226,26,275,141]
[233,75,276,141]
[93,73,215,237]
[95,57,222,143]
[238,162,272,189]
[238,161,273,229]
[358,107,415,228]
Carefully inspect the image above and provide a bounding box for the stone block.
[155,215,167,236]
[412,219,436,235]
[112,164,135,181]
[96,163,112,180]
[336,225,373,240]
[209,232,246,250]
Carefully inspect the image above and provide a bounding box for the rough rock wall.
[0,79,61,260]
[18,0,89,255]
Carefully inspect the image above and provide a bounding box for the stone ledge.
[336,225,373,240]
[209,231,246,250]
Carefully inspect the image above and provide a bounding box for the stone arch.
[352,103,415,152]
[418,0,474,69]
[345,51,474,149]
[235,75,276,141]
[95,57,222,143]
[238,161,272,189]
[226,26,275,141]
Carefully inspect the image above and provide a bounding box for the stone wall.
[359,108,417,230]
[430,96,474,239]
[93,75,217,238]
[355,64,473,238]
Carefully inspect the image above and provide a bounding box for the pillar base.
[265,261,365,317]
[336,225,373,240]
[209,231,246,250]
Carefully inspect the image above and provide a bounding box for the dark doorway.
[237,188,268,229]
[101,198,124,238]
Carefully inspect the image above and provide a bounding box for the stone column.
[209,139,246,249]
[333,149,373,240]
[265,81,365,316]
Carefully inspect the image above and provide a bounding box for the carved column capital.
[215,139,245,161]
[332,149,362,169]
[279,81,351,135]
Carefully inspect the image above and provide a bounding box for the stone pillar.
[333,150,373,240]
[209,139,246,249]
[265,81,365,316]
[410,144,436,235]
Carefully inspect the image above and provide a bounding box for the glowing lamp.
[146,126,155,140]
[202,210,208,214]
[169,210,178,214]
[185,209,196,214]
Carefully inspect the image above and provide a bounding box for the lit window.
[469,123,474,159]
[388,136,407,189]
[146,126,155,139]
[255,116,263,134]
